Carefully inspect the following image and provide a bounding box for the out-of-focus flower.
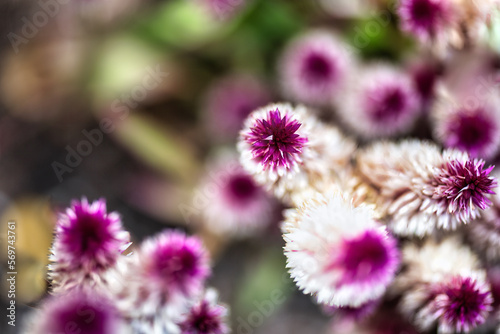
[197,153,278,238]
[283,193,399,307]
[178,289,230,334]
[114,230,210,318]
[395,238,493,333]
[49,198,131,293]
[356,140,497,236]
[407,58,443,108]
[432,79,500,159]
[397,0,500,52]
[203,75,271,142]
[26,289,128,334]
[279,30,353,106]
[338,63,420,138]
[239,103,355,203]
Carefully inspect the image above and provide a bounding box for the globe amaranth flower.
[178,289,229,334]
[279,30,352,106]
[283,193,399,307]
[49,198,131,293]
[395,238,492,333]
[113,230,210,318]
[28,289,128,334]
[338,63,420,138]
[203,75,270,142]
[432,87,500,159]
[356,140,497,237]
[238,103,356,204]
[197,152,278,238]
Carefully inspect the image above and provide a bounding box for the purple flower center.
[435,159,496,214]
[180,301,225,334]
[334,230,391,284]
[405,0,450,36]
[413,64,439,101]
[227,174,258,203]
[53,299,110,334]
[61,206,114,262]
[445,109,495,157]
[438,276,492,332]
[302,52,334,84]
[152,244,199,290]
[245,109,308,171]
[368,87,408,122]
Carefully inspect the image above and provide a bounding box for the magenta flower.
[241,105,308,174]
[437,107,500,159]
[198,154,277,237]
[330,229,400,290]
[339,64,420,138]
[397,0,456,42]
[140,230,210,298]
[49,198,130,291]
[178,290,229,334]
[433,159,496,221]
[430,276,493,333]
[279,30,351,105]
[204,75,270,142]
[33,289,124,334]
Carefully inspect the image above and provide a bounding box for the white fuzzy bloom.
[283,193,399,307]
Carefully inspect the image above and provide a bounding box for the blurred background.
[0,0,498,333]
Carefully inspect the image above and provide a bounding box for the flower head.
[356,140,497,236]
[239,103,355,203]
[279,30,352,105]
[31,289,125,334]
[140,230,210,297]
[243,107,307,173]
[338,64,420,138]
[430,276,493,333]
[197,153,278,238]
[395,238,492,333]
[283,193,399,307]
[397,0,457,43]
[433,158,496,220]
[203,75,270,142]
[49,198,130,292]
[178,289,229,334]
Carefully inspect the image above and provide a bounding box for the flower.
[338,63,420,138]
[240,104,308,176]
[49,198,131,292]
[395,238,492,333]
[197,153,278,238]
[432,86,500,159]
[356,140,496,236]
[113,230,210,319]
[429,276,493,333]
[283,193,399,307]
[279,30,352,106]
[178,289,229,334]
[397,0,457,44]
[239,103,355,203]
[203,75,270,142]
[201,0,248,20]
[28,289,127,334]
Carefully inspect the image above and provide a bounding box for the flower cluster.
[30,198,229,334]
